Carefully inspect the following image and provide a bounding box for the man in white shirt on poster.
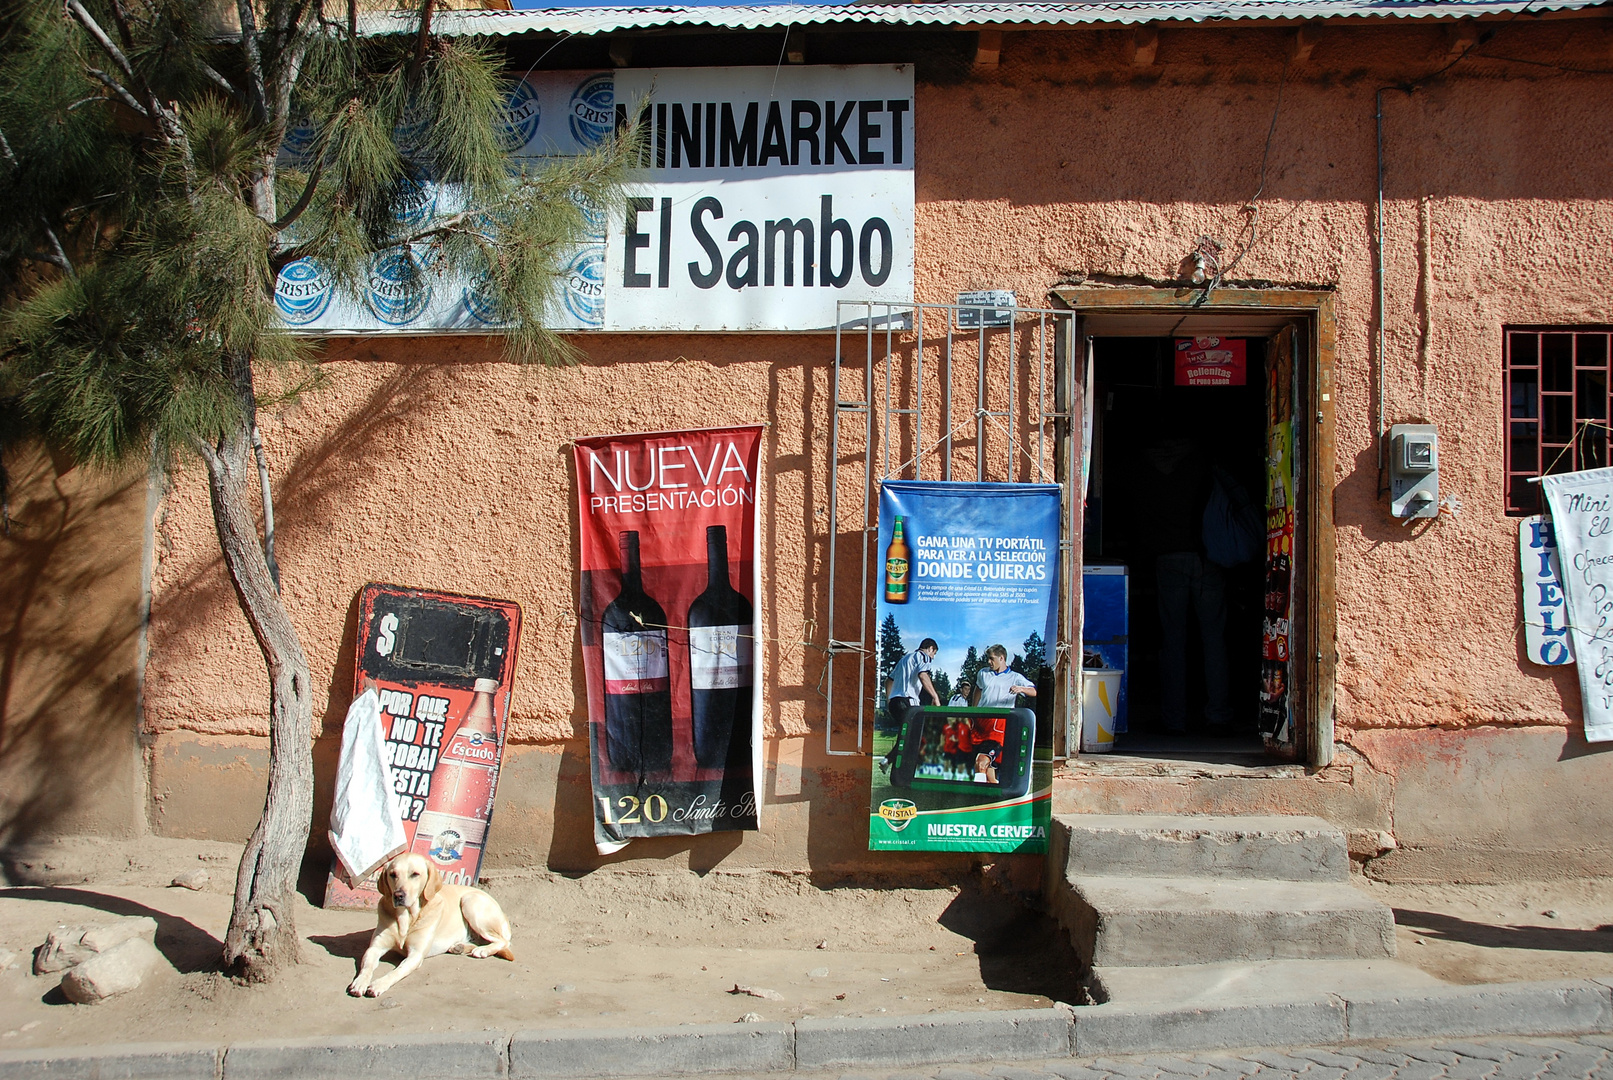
[974,644,1036,708]
[880,638,940,773]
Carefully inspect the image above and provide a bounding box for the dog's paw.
[346,981,367,997]
[364,985,383,998]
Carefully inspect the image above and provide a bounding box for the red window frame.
[1504,327,1613,516]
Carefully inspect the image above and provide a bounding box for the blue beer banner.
[869,481,1059,853]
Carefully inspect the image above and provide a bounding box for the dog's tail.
[496,946,515,961]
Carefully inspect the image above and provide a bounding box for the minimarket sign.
[273,65,915,334]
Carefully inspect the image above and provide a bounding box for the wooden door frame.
[1049,286,1338,768]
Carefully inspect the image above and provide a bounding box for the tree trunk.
[208,363,314,981]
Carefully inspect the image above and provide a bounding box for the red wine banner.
[574,425,763,853]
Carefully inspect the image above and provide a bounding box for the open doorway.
[1083,336,1269,757]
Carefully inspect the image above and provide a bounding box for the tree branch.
[65,0,180,144]
[410,0,435,79]
[270,156,324,232]
[0,128,75,278]
[236,0,270,125]
[65,0,137,83]
[86,67,150,117]
[195,56,241,99]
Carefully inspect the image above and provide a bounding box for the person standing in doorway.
[1137,426,1232,735]
[880,638,940,772]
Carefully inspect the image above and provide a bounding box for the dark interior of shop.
[1086,337,1268,757]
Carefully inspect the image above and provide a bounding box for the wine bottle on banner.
[411,678,500,886]
[688,525,754,770]
[601,530,673,774]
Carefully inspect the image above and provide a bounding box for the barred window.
[1504,328,1613,515]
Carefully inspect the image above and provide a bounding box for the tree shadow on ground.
[938,882,1086,1005]
[0,886,222,973]
[1394,908,1613,953]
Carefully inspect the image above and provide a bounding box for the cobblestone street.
[793,1037,1613,1080]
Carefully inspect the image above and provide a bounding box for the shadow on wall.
[0,446,147,844]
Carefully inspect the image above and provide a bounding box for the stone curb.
[510,1023,794,1077]
[1073,997,1346,1056]
[795,1007,1075,1069]
[225,1031,508,1079]
[0,1042,219,1080]
[5,979,1613,1079]
[1343,979,1613,1042]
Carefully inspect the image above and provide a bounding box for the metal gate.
[822,300,1081,759]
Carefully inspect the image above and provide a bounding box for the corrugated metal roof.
[360,0,1609,37]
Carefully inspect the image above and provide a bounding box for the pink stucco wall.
[139,15,1613,872]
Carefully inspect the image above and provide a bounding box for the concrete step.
[1052,813,1351,882]
[1051,875,1398,968]
[1086,958,1443,1006]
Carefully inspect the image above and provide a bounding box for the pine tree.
[930,669,952,705]
[0,0,633,981]
[875,611,906,727]
[1021,630,1047,684]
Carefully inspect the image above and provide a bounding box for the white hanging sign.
[1519,515,1575,666]
[1539,469,1613,741]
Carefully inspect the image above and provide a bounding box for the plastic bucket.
[1080,668,1123,753]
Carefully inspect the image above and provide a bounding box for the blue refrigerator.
[1082,564,1130,733]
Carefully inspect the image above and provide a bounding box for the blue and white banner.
[1540,468,1613,742]
[272,65,914,334]
[868,481,1059,853]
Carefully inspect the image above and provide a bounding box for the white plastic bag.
[328,688,408,887]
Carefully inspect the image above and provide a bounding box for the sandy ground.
[3,838,1613,1051]
[0,837,1080,1050]
[1361,876,1613,986]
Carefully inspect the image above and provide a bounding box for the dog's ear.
[421,862,442,905]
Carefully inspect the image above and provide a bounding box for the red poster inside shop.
[1175,337,1247,386]
[322,583,521,910]
[573,425,763,854]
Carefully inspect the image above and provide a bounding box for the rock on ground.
[33,916,158,975]
[59,937,164,1004]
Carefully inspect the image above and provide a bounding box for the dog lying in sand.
[347,852,514,997]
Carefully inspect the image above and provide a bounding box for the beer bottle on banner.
[688,525,754,770]
[411,677,501,885]
[601,530,673,774]
[885,516,911,604]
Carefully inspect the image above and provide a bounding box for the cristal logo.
[428,830,464,863]
[462,276,504,326]
[393,170,437,227]
[569,74,614,147]
[365,249,432,325]
[563,246,606,327]
[502,78,543,152]
[878,799,918,832]
[279,117,317,168]
[567,189,607,242]
[274,259,332,326]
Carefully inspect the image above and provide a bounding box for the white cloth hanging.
[328,688,408,887]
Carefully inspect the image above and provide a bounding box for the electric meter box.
[1389,423,1440,519]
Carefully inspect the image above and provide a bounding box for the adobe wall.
[123,16,1613,879]
[0,446,149,846]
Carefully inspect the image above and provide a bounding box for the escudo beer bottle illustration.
[601,530,673,774]
[687,525,754,769]
[884,515,911,604]
[411,677,500,885]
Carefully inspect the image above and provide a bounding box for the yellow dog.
[347,852,515,997]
